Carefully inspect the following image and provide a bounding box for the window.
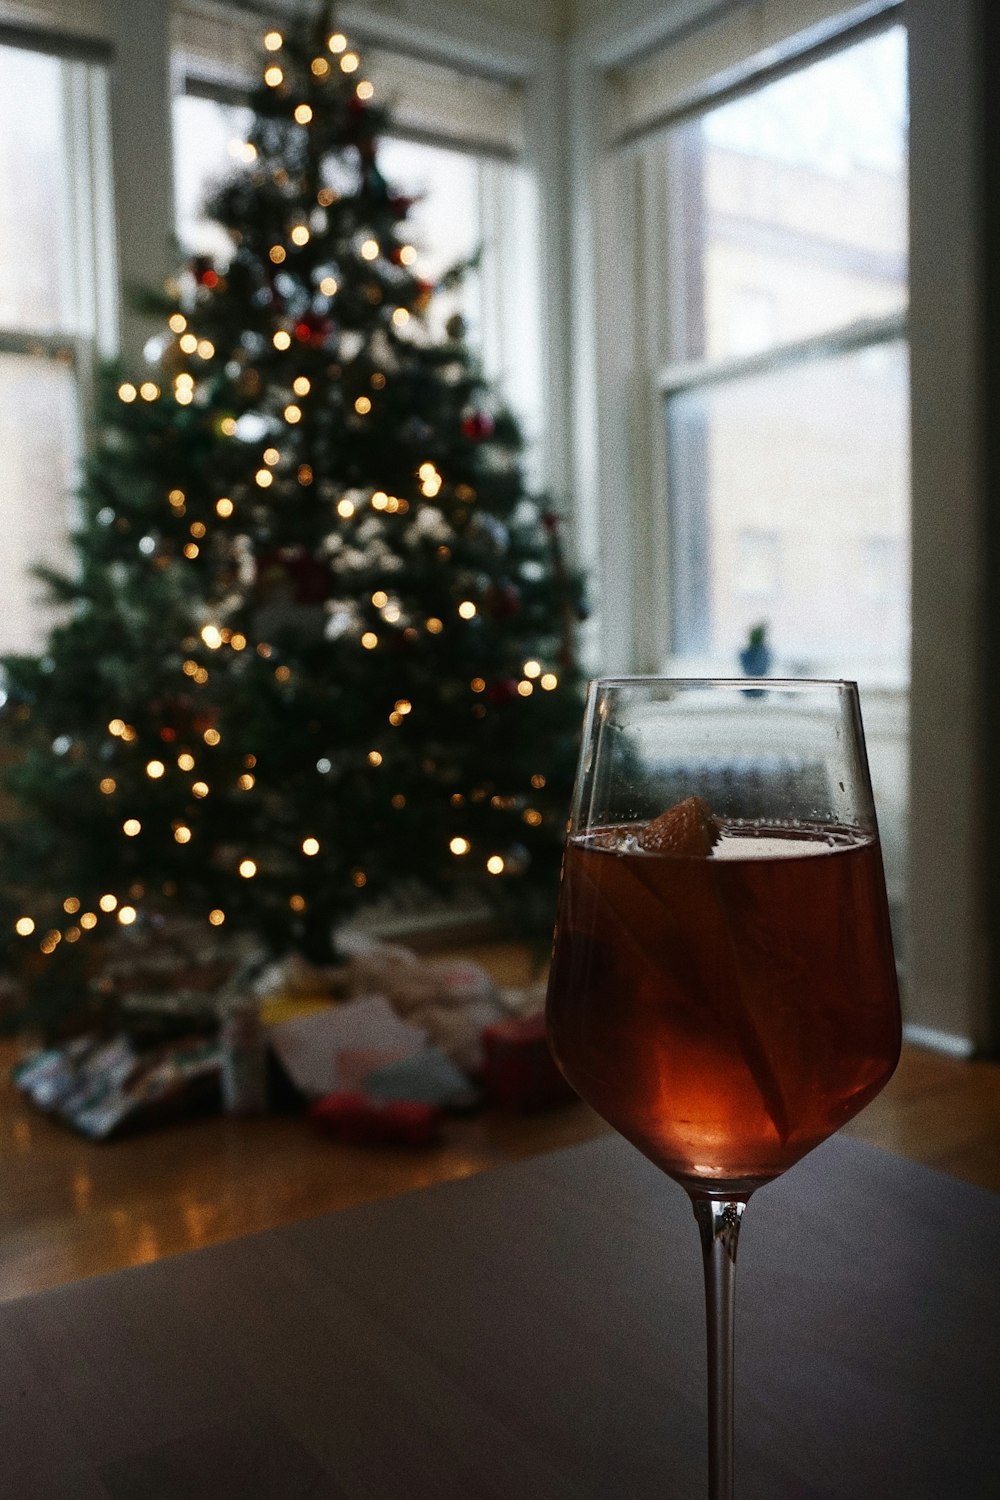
[660,23,908,677]
[173,92,254,265]
[589,11,911,949]
[0,38,111,655]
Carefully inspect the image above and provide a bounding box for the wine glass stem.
[693,1197,746,1500]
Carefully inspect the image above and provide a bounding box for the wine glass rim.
[588,675,858,691]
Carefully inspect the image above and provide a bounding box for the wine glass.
[546,678,901,1500]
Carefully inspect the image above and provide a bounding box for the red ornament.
[483,581,521,619]
[295,312,332,346]
[286,549,331,605]
[191,256,218,288]
[487,679,519,706]
[257,546,330,605]
[461,411,495,442]
[150,694,216,742]
[389,195,415,220]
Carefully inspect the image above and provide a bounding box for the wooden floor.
[1,940,998,1304]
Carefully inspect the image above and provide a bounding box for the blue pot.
[739,642,772,677]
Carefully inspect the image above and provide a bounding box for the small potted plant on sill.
[739,621,772,678]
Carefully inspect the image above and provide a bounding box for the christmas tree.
[0,7,584,1034]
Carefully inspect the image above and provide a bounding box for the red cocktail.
[545,680,902,1500]
[547,819,900,1197]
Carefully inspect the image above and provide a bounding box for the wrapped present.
[267,996,426,1099]
[362,1046,481,1109]
[480,1013,576,1111]
[309,1090,440,1145]
[334,936,506,1070]
[13,1032,221,1139]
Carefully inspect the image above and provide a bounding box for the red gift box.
[480,1014,576,1111]
[309,1091,441,1145]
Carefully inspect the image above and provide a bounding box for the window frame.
[0,30,116,385]
[0,29,116,653]
[586,1,909,683]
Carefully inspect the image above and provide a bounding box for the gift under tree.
[0,7,585,1032]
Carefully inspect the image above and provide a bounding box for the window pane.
[173,94,254,262]
[667,340,909,671]
[0,46,74,332]
[671,26,907,362]
[371,136,483,342]
[0,353,78,655]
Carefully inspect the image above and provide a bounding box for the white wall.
[905,0,988,1051]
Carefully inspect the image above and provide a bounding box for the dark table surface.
[1,1131,997,1500]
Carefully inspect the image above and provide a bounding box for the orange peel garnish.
[639,795,720,855]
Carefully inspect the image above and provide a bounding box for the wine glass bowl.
[545,679,901,1495]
